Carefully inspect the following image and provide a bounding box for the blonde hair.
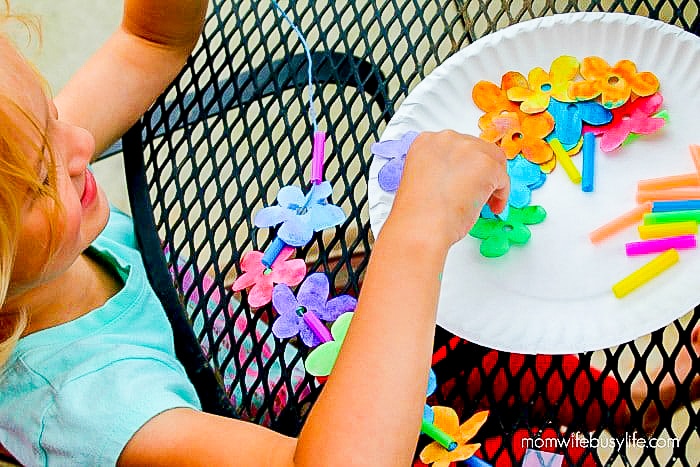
[1,0,60,367]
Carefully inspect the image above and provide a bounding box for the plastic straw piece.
[638,221,698,239]
[582,132,595,192]
[261,237,287,267]
[637,173,700,191]
[464,456,494,467]
[420,419,458,451]
[310,131,326,184]
[637,188,700,203]
[638,173,700,191]
[643,210,700,225]
[589,202,653,244]
[612,249,679,298]
[625,235,696,256]
[652,200,700,212]
[690,144,700,179]
[298,307,333,343]
[550,138,581,184]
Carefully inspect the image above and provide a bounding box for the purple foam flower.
[371,131,420,192]
[271,272,357,348]
[254,181,346,247]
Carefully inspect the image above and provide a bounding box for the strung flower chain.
[231,5,490,462]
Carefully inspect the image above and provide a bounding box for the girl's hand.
[387,130,510,248]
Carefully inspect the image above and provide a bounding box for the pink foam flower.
[232,247,307,308]
[584,93,665,152]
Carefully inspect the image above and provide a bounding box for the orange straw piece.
[637,188,700,203]
[590,202,653,244]
[637,173,700,191]
[691,144,700,179]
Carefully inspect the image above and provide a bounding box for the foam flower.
[254,181,346,247]
[304,311,354,376]
[506,55,580,113]
[424,369,438,423]
[481,156,546,219]
[371,131,419,192]
[232,247,307,308]
[479,111,554,165]
[470,206,547,258]
[547,98,612,148]
[568,56,660,109]
[472,71,528,114]
[272,273,357,348]
[583,93,665,152]
[419,407,489,467]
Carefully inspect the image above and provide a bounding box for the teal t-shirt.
[0,208,201,466]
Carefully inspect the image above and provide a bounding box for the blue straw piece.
[582,132,595,192]
[261,237,287,267]
[652,200,700,213]
[463,456,493,467]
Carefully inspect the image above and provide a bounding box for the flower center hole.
[511,132,524,142]
[263,268,273,276]
[540,83,552,92]
[295,306,307,317]
[502,224,514,232]
[607,75,620,85]
[622,115,631,121]
[567,104,578,111]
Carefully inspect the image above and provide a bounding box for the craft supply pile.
[373,55,700,300]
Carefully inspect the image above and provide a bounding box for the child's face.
[1,38,110,299]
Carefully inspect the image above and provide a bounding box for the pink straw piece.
[637,173,700,191]
[310,131,326,185]
[636,188,700,203]
[589,202,653,244]
[301,308,333,344]
[625,235,697,256]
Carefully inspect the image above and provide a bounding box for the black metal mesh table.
[116,1,699,465]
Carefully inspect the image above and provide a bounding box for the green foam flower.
[469,206,547,257]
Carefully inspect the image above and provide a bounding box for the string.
[270,0,318,133]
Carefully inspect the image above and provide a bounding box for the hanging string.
[270,0,318,133]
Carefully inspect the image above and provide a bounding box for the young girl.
[0,1,511,465]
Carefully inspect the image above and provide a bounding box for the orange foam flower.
[419,407,489,467]
[568,56,659,109]
[507,55,580,113]
[478,111,554,165]
[472,71,528,114]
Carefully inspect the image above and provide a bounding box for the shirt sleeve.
[38,356,201,466]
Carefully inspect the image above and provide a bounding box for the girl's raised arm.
[54,0,208,156]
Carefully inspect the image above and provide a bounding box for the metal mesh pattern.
[121,0,699,463]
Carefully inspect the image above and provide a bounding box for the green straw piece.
[421,419,458,451]
[643,210,700,225]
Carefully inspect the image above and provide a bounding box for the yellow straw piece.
[549,138,581,184]
[638,221,698,239]
[637,173,700,191]
[612,249,680,298]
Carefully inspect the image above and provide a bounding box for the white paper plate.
[367,13,700,354]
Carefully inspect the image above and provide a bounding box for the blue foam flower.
[546,98,612,149]
[254,181,346,247]
[481,155,545,219]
